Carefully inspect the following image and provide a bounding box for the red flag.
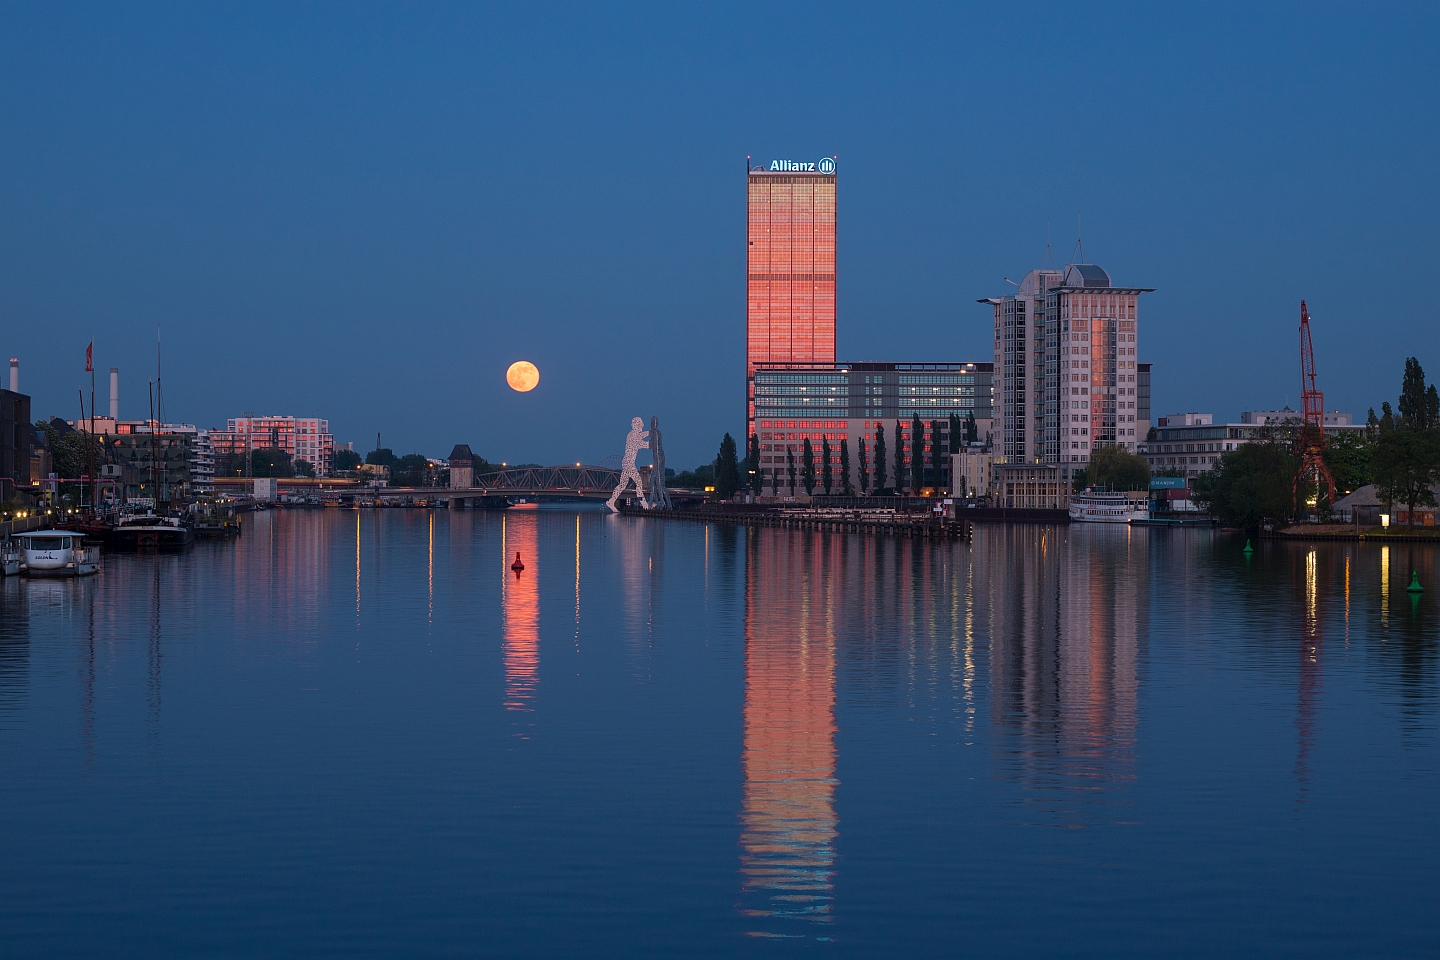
[85,342,93,373]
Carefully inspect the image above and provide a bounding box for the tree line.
[1195,357,1440,529]
[700,411,981,500]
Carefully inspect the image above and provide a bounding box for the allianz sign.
[769,158,837,174]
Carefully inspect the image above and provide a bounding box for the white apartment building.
[210,415,335,477]
[982,263,1153,477]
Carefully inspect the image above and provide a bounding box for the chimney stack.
[7,358,16,394]
[110,367,119,419]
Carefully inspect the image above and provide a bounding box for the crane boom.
[1295,300,1336,509]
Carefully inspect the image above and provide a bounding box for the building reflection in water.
[985,524,1144,810]
[501,512,540,714]
[739,528,838,930]
[0,576,29,731]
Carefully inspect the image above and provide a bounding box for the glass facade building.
[747,162,837,423]
[750,362,993,492]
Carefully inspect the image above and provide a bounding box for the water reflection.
[0,576,29,730]
[739,529,838,931]
[984,525,1144,814]
[501,512,540,714]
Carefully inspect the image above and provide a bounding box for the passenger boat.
[1068,489,1149,524]
[0,539,21,576]
[111,512,196,550]
[16,531,101,575]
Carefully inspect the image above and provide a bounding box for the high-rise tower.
[982,263,1152,474]
[746,157,837,423]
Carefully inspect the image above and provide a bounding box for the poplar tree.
[858,438,870,494]
[840,439,853,495]
[894,420,906,495]
[904,414,915,492]
[965,410,978,444]
[875,425,888,493]
[787,449,797,496]
[931,420,945,493]
[716,433,741,499]
[802,438,816,495]
[746,433,760,491]
[948,413,963,454]
[821,437,833,495]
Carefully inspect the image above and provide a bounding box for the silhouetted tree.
[965,411,978,444]
[334,449,362,472]
[858,437,869,494]
[746,433,760,490]
[840,439,853,495]
[930,420,944,492]
[948,413,963,454]
[1087,446,1150,491]
[802,438,816,495]
[715,433,741,499]
[875,425,888,493]
[787,448,797,496]
[252,447,293,478]
[894,420,906,494]
[910,414,924,494]
[821,436,833,494]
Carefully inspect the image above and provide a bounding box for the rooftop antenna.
[1045,221,1058,271]
[1070,214,1086,265]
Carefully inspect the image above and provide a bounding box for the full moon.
[506,360,540,393]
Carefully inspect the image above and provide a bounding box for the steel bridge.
[370,464,627,503]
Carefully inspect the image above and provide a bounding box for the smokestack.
[110,367,119,419]
[7,358,15,394]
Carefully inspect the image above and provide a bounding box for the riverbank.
[1266,523,1440,542]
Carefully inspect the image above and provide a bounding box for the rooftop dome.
[1063,263,1111,288]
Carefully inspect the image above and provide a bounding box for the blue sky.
[2,2,1436,468]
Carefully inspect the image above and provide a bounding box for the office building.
[209,415,335,476]
[747,158,837,423]
[751,361,992,493]
[981,263,1153,477]
[1,385,31,500]
[1141,413,1363,478]
[1240,407,1352,426]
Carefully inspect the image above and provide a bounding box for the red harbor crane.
[1296,300,1337,509]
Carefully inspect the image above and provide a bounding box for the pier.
[620,504,971,540]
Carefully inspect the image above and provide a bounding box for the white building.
[981,263,1153,479]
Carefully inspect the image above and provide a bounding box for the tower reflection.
[986,525,1144,807]
[739,528,838,929]
[501,512,540,713]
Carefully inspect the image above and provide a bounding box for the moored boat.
[1069,489,1149,524]
[111,512,196,550]
[16,531,101,575]
[1,539,22,576]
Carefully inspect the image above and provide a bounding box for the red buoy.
[511,551,525,573]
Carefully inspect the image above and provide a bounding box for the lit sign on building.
[768,158,836,174]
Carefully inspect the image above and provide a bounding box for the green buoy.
[1243,539,1253,554]
[1408,571,1423,593]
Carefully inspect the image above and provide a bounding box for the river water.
[0,507,1436,957]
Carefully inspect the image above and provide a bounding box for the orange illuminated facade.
[747,159,837,422]
[739,528,838,928]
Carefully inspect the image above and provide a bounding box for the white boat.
[0,539,21,576]
[1069,489,1149,524]
[17,530,101,576]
